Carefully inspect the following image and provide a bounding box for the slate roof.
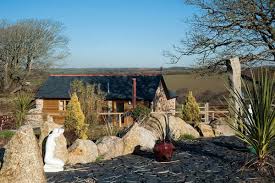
[36,74,176,101]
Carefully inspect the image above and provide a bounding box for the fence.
[199,103,228,123]
[98,103,229,127]
[98,112,133,128]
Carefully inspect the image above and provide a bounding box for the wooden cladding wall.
[42,99,59,113]
[42,99,65,124]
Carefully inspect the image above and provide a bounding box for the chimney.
[132,78,136,109]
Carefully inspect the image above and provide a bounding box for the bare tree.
[167,0,274,70]
[0,19,69,93]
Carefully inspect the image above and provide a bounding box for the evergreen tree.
[181,91,200,123]
[65,93,88,140]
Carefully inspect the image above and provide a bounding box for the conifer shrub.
[70,80,106,125]
[181,91,200,124]
[65,93,88,143]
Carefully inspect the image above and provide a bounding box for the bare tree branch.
[167,0,275,70]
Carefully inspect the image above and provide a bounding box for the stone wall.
[35,99,43,112]
[153,82,176,114]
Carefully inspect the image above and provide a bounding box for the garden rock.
[168,115,200,140]
[54,134,68,163]
[38,116,68,163]
[0,125,46,183]
[142,114,200,140]
[210,118,235,136]
[96,136,124,160]
[67,139,98,164]
[39,115,62,148]
[197,123,215,137]
[122,123,158,154]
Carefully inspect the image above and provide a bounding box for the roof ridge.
[49,73,162,77]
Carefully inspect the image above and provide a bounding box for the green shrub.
[179,134,195,140]
[181,91,200,124]
[95,155,104,162]
[70,80,106,125]
[0,130,15,139]
[65,93,88,140]
[13,92,34,128]
[227,69,274,171]
[131,105,151,121]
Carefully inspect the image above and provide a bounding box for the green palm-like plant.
[13,92,34,128]
[227,69,274,170]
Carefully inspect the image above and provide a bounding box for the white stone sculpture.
[44,128,65,172]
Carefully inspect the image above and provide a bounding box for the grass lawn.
[0,130,15,139]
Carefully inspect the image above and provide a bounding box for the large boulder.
[38,116,62,148]
[0,125,46,183]
[141,114,200,141]
[197,123,215,137]
[166,115,200,140]
[122,123,158,154]
[210,118,235,136]
[96,136,124,160]
[53,134,68,163]
[67,139,98,164]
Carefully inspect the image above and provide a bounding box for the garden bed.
[46,136,274,183]
[0,130,15,148]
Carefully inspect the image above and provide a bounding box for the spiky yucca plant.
[13,92,34,128]
[227,69,274,170]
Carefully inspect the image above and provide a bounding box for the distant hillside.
[50,67,193,75]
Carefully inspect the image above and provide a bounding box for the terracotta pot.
[153,141,175,162]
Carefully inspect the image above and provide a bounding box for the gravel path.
[47,137,274,183]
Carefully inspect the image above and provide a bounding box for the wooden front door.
[116,101,124,112]
[116,101,124,124]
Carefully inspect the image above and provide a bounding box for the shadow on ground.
[46,136,274,183]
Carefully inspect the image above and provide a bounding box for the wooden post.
[132,78,136,109]
[227,57,241,127]
[118,114,122,127]
[211,112,215,121]
[205,103,209,123]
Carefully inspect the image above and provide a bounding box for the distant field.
[164,73,228,105]
[164,73,227,95]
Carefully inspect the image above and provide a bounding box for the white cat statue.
[44,128,65,172]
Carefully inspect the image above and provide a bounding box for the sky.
[0,0,197,68]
